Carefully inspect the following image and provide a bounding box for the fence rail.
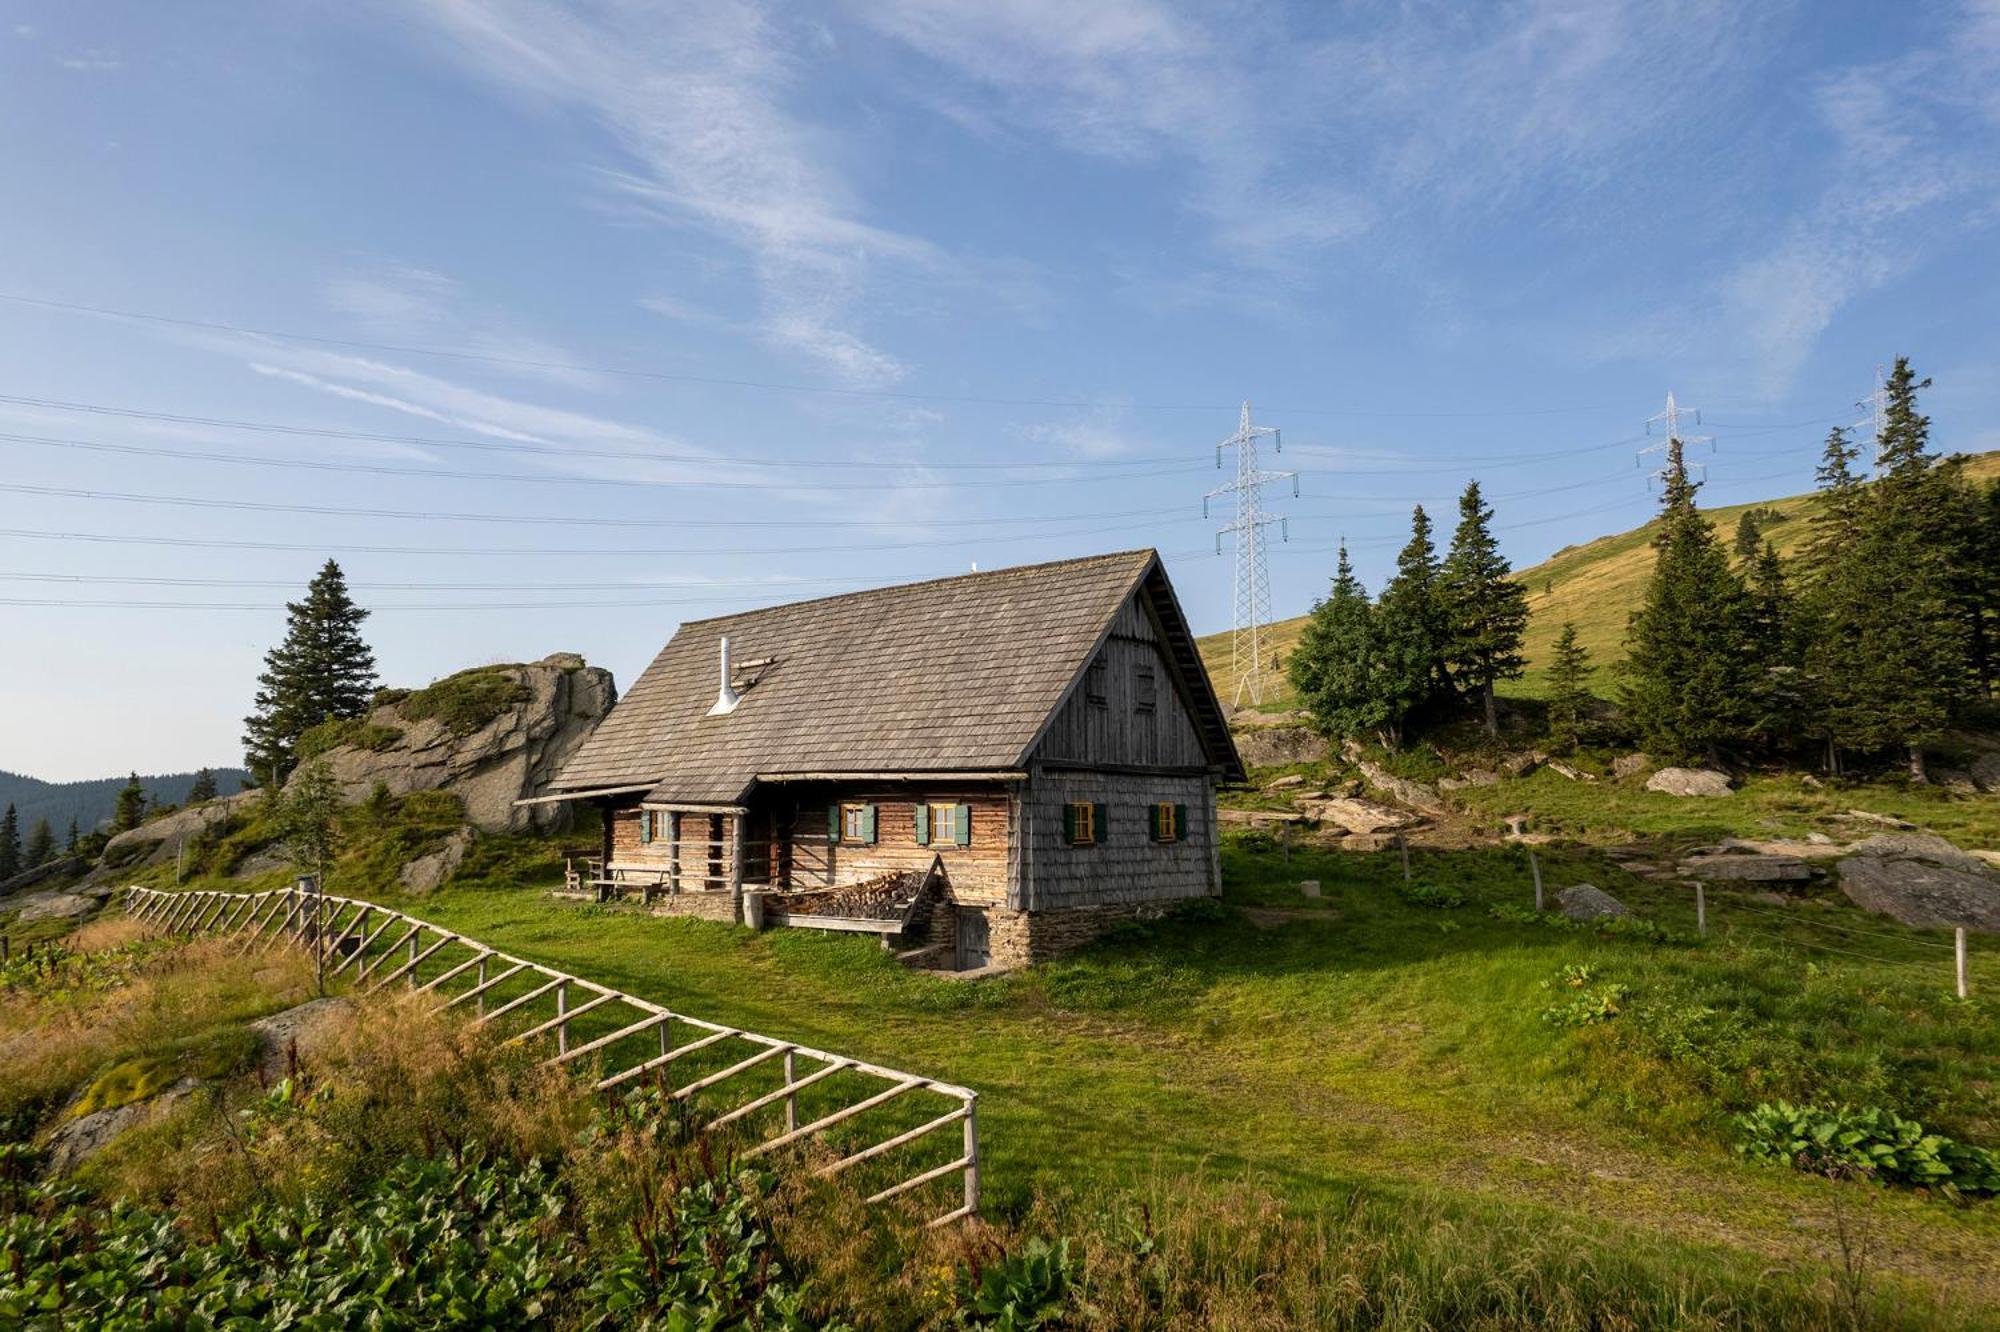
[123,884,979,1227]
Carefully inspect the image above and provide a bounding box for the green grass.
[128,804,2000,1322]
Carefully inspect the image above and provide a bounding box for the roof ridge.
[677,547,1158,627]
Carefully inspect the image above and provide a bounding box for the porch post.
[668,812,681,896]
[729,812,746,925]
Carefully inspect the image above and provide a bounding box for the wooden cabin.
[533,549,1244,970]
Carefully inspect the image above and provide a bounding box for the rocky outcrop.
[296,655,615,833]
[250,997,354,1082]
[399,828,472,895]
[1611,753,1651,780]
[1971,752,2000,793]
[1557,883,1629,920]
[1300,796,1416,834]
[1676,852,1811,882]
[43,1078,203,1175]
[1340,742,1448,816]
[1837,835,2000,933]
[98,791,261,873]
[11,886,112,923]
[0,857,88,896]
[1234,722,1330,768]
[1644,767,1732,798]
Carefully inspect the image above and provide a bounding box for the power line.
[0,291,1628,418]
[0,570,881,593]
[0,429,1210,493]
[1723,901,1957,952]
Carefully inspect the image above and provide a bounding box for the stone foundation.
[985,900,1171,969]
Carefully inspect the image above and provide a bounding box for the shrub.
[399,666,531,736]
[1394,880,1464,909]
[957,1237,1076,1329]
[295,717,402,761]
[1736,1100,2000,1195]
[1539,964,1628,1028]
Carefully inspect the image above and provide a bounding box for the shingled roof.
[551,549,1241,806]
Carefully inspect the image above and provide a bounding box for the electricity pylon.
[1204,402,1297,708]
[1854,364,1887,474]
[1637,390,1711,490]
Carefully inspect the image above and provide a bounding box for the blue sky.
[3,1,1997,781]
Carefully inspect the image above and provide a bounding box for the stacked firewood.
[771,869,925,920]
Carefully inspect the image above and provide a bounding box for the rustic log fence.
[122,884,980,1226]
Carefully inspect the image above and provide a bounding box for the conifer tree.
[64,817,79,853]
[1544,622,1593,754]
[1732,511,1763,562]
[187,768,218,804]
[1440,480,1528,737]
[0,804,19,881]
[1287,545,1392,743]
[1796,426,1871,771]
[24,819,54,869]
[1374,506,1450,748]
[113,773,148,832]
[1846,359,1966,780]
[1745,540,1806,745]
[1620,439,1758,763]
[243,560,378,785]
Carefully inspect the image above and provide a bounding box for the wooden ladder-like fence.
[123,885,979,1227]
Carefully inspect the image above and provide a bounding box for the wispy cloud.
[385,0,919,387]
[58,48,122,72]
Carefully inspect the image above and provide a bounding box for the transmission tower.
[1637,390,1711,490]
[1203,401,1297,707]
[1854,364,1887,474]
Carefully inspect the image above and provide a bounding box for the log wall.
[765,785,1014,908]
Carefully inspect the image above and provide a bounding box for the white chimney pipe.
[707,635,741,716]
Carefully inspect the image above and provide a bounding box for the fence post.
[963,1096,981,1217]
[1958,928,1969,1000]
[476,957,488,1018]
[556,979,570,1057]
[783,1049,798,1133]
[407,930,418,987]
[1529,851,1544,913]
[1696,884,1707,937]
[1399,835,1411,883]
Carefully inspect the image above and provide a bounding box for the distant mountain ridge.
[0,768,252,836]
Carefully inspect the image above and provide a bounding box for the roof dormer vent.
[707,636,742,716]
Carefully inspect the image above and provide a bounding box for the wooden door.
[955,909,990,970]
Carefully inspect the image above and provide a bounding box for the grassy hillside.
[1199,450,2000,712]
[81,795,2000,1325]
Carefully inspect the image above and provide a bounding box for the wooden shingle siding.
[1032,595,1209,769]
[1020,770,1216,912]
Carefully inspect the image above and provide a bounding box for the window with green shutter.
[840,803,877,845]
[639,810,653,844]
[1064,801,1099,847]
[914,803,931,846]
[1149,802,1180,843]
[826,803,841,844]
[954,803,972,847]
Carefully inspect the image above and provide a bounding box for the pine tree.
[187,768,218,804]
[64,818,79,853]
[243,560,378,785]
[1620,438,1758,763]
[1544,622,1593,754]
[1287,546,1393,744]
[1796,427,1870,771]
[0,804,19,881]
[1373,506,1450,748]
[1845,358,1967,780]
[1440,480,1529,737]
[24,819,54,869]
[1732,511,1763,562]
[113,773,148,833]
[1745,540,1805,746]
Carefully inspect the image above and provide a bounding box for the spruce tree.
[1797,427,1870,771]
[1732,511,1763,562]
[1374,506,1450,748]
[187,768,218,804]
[1544,622,1593,754]
[243,560,378,785]
[64,817,79,853]
[113,773,148,832]
[0,804,19,881]
[1440,480,1528,737]
[1847,358,1966,780]
[1745,540,1805,746]
[1619,438,1758,763]
[1287,545,1393,744]
[24,819,54,869]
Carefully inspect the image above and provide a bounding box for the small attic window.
[1134,663,1157,713]
[1086,654,1108,706]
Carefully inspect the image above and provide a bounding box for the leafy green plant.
[1540,964,1629,1028]
[958,1237,1075,1329]
[1735,1101,2000,1195]
[1394,880,1465,909]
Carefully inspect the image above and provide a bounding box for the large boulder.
[1557,884,1630,921]
[1611,753,1652,780]
[295,655,616,833]
[1971,752,2000,794]
[1677,853,1811,882]
[43,1079,203,1176]
[400,828,473,895]
[1300,796,1416,834]
[249,997,354,1082]
[1837,836,2000,932]
[1340,742,1449,816]
[12,889,107,924]
[1234,723,1330,768]
[1645,767,1733,798]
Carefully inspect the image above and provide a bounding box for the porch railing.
[122,884,979,1227]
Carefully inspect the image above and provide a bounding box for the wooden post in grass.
[784,1049,798,1133]
[1399,835,1411,883]
[476,957,487,1018]
[1696,884,1707,937]
[1958,928,1969,1000]
[1529,851,1544,912]
[556,979,570,1057]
